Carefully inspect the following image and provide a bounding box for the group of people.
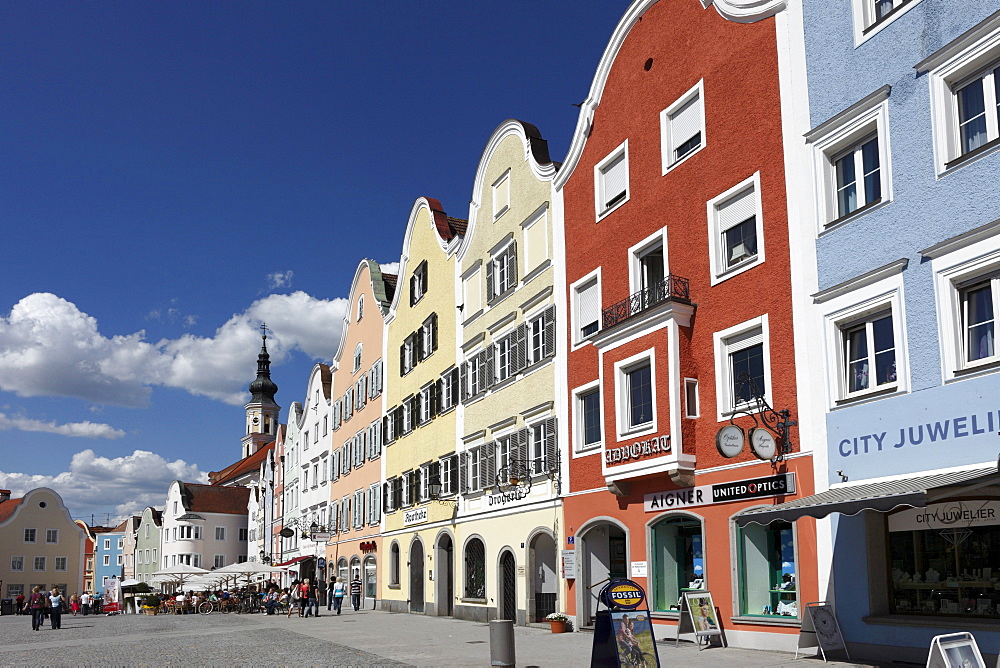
[259,575,363,618]
[21,586,83,630]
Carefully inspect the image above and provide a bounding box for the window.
[410,260,428,306]
[464,538,486,599]
[495,333,513,383]
[353,489,365,529]
[117,554,123,566]
[103,555,110,567]
[492,170,510,219]
[523,207,549,274]
[7,584,24,598]
[615,350,656,438]
[463,266,482,318]
[843,312,897,395]
[488,240,517,302]
[421,314,438,360]
[919,15,1000,173]
[440,454,459,496]
[368,484,381,525]
[806,87,891,227]
[851,0,922,44]
[595,141,629,219]
[313,462,319,486]
[400,335,416,376]
[439,367,460,414]
[214,555,226,569]
[737,521,799,617]
[303,468,309,489]
[11,556,23,571]
[467,447,483,493]
[650,516,704,612]
[961,277,999,365]
[714,315,771,418]
[572,272,601,343]
[357,294,364,321]
[576,384,602,451]
[179,525,202,540]
[390,542,400,586]
[707,173,764,284]
[104,538,110,550]
[684,379,699,418]
[354,343,363,373]
[660,80,705,172]
[402,396,414,434]
[529,420,554,475]
[527,305,556,365]
[46,529,58,543]
[419,383,435,425]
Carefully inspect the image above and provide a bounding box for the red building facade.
[556,0,816,650]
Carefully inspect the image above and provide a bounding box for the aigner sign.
[643,472,795,512]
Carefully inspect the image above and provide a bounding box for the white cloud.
[266,270,294,289]
[379,262,399,275]
[0,449,207,523]
[0,412,125,439]
[0,291,348,408]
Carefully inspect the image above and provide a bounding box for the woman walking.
[48,588,65,629]
[331,577,346,615]
[69,593,80,616]
[27,586,46,631]
[287,580,299,618]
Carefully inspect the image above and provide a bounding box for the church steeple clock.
[242,324,280,459]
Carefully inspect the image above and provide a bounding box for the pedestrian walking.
[15,592,25,615]
[298,579,311,617]
[27,586,46,631]
[305,580,320,617]
[350,574,362,611]
[315,577,326,608]
[331,577,346,615]
[327,579,336,612]
[48,588,65,629]
[80,591,91,616]
[69,593,80,615]
[287,580,299,618]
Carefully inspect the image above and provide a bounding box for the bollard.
[489,619,516,667]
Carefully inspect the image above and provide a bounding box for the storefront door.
[409,540,424,613]
[529,532,557,622]
[579,522,627,626]
[434,534,454,617]
[499,551,517,621]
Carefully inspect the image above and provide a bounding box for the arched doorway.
[578,521,627,627]
[363,556,377,610]
[434,533,454,617]
[528,531,558,622]
[499,551,517,622]
[409,539,424,613]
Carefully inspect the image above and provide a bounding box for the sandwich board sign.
[796,602,848,662]
[590,579,661,667]
[926,632,985,668]
[675,590,724,650]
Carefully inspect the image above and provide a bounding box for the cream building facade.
[380,198,465,615]
[452,120,563,624]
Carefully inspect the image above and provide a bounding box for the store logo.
[605,580,645,610]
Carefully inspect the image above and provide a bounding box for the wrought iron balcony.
[601,274,691,329]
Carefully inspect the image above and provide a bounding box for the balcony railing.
[601,274,691,329]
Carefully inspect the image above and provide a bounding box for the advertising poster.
[683,591,721,636]
[103,578,120,613]
[611,611,658,667]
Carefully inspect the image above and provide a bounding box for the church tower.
[242,326,280,459]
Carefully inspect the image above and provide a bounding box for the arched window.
[350,556,361,581]
[354,344,363,373]
[650,515,704,612]
[464,537,486,599]
[364,556,377,598]
[738,519,796,617]
[390,542,400,585]
[337,557,349,585]
[358,294,364,321]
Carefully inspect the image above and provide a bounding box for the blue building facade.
[94,529,124,592]
[789,1,1000,663]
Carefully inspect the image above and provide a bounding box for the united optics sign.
[643,472,795,512]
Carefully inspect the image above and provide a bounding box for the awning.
[734,465,1000,527]
[273,555,312,567]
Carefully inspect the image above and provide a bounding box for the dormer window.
[410,261,428,306]
[354,344,363,373]
[358,295,364,321]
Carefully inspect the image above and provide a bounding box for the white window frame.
[806,87,892,229]
[462,264,483,320]
[851,0,924,46]
[46,529,58,543]
[492,169,510,220]
[613,348,657,441]
[684,378,700,418]
[928,226,1000,381]
[571,268,602,348]
[594,140,629,221]
[522,205,549,276]
[920,14,1000,175]
[628,227,669,296]
[491,239,517,298]
[713,315,772,421]
[419,383,434,425]
[11,555,23,571]
[357,294,364,321]
[573,379,603,454]
[707,172,765,285]
[495,329,514,383]
[354,343,363,373]
[660,79,705,174]
[441,454,458,496]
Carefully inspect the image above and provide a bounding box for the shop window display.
[650,516,704,612]
[888,502,1000,618]
[738,520,797,617]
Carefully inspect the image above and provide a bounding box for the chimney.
[0,489,11,502]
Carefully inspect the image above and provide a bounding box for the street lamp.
[427,474,458,507]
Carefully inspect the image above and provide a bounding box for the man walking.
[350,573,362,612]
[80,591,91,616]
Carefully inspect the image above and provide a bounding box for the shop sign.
[716,425,744,458]
[605,434,670,465]
[359,541,377,554]
[487,487,529,507]
[403,507,428,526]
[561,550,576,579]
[643,472,795,512]
[888,500,1000,532]
[834,409,999,460]
[630,561,648,578]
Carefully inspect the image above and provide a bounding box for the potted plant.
[141,594,161,615]
[545,612,569,633]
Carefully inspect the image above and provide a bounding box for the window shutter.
[486,257,496,302]
[670,94,702,153]
[383,482,391,513]
[430,381,439,417]
[601,153,627,207]
[331,500,339,531]
[409,274,416,306]
[431,313,438,353]
[414,330,424,362]
[578,281,599,336]
[450,368,460,406]
[461,362,470,402]
[482,443,496,489]
[394,407,403,437]
[482,347,495,391]
[507,240,518,286]
[372,487,381,523]
[719,187,756,232]
[545,417,558,473]
[543,305,556,358]
[400,344,406,376]
[517,428,530,464]
[422,261,428,295]
[460,452,468,493]
[514,323,528,372]
[413,392,422,425]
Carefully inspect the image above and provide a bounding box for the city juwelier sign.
[643,472,795,512]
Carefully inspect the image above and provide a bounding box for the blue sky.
[1,1,629,523]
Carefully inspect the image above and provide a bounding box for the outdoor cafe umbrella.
[152,564,210,589]
[213,561,285,588]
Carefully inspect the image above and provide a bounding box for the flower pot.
[548,620,567,634]
[143,608,158,616]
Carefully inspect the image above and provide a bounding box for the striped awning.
[734,465,1000,527]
